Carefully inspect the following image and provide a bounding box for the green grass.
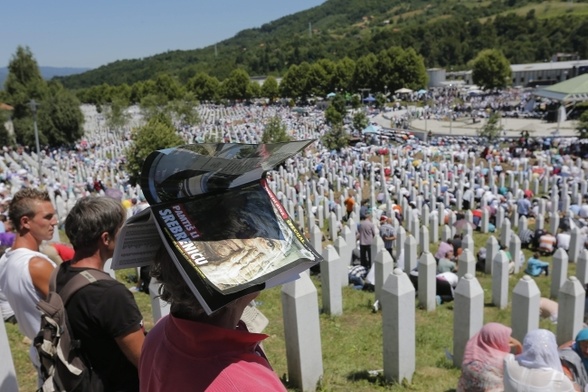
[6,229,569,391]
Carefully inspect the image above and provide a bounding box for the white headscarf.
[515,329,563,372]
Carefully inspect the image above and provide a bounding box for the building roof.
[533,74,588,102]
[0,103,13,111]
[511,59,588,73]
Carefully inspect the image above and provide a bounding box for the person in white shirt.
[503,329,577,392]
[0,189,57,380]
[557,231,571,251]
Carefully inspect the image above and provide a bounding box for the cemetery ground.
[6,231,563,391]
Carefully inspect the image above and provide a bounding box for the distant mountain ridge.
[0,66,90,88]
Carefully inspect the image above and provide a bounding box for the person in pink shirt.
[139,247,287,392]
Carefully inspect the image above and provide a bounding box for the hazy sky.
[1,0,325,69]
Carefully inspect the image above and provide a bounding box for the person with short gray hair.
[58,196,144,391]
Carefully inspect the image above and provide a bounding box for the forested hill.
[57,0,588,89]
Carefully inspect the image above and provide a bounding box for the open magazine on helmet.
[111,141,322,315]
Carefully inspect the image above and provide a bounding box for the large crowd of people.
[0,95,586,390]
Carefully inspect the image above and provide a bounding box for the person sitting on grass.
[559,328,588,391]
[538,230,557,256]
[348,263,367,290]
[457,322,522,392]
[525,252,549,277]
[437,250,457,274]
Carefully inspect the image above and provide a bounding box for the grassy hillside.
[56,0,588,89]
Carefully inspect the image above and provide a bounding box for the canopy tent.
[363,95,376,102]
[362,124,381,135]
[534,74,588,103]
[395,87,413,94]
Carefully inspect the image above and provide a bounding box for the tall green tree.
[352,111,368,132]
[41,81,84,146]
[471,49,512,90]
[351,53,378,93]
[125,113,184,185]
[4,46,83,147]
[166,92,200,127]
[105,97,131,131]
[249,81,261,99]
[477,112,502,142]
[261,116,291,143]
[187,72,220,102]
[325,94,347,126]
[331,57,355,93]
[260,76,279,102]
[305,63,328,98]
[152,73,185,101]
[223,69,252,101]
[279,64,305,99]
[4,46,47,146]
[376,47,427,93]
[322,123,349,152]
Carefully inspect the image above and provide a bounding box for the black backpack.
[34,267,110,392]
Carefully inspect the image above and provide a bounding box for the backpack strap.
[56,267,112,305]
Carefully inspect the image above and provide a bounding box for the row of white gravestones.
[453,272,586,368]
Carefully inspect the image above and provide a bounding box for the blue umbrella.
[363,95,376,102]
[326,92,336,98]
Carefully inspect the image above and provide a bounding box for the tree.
[325,93,347,126]
[351,53,378,92]
[471,49,512,90]
[125,113,184,185]
[322,123,349,152]
[223,69,252,101]
[260,76,279,102]
[152,73,185,101]
[477,112,502,142]
[188,72,220,102]
[4,47,83,147]
[376,47,427,93]
[577,110,588,139]
[105,97,131,131]
[41,81,84,146]
[261,116,291,143]
[166,92,200,127]
[305,63,328,98]
[280,64,305,99]
[3,46,47,147]
[352,111,368,132]
[331,57,355,93]
[249,81,261,99]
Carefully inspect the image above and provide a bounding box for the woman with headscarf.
[503,329,577,391]
[457,322,522,392]
[560,328,588,390]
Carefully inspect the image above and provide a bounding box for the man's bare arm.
[29,257,55,298]
[115,328,145,368]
